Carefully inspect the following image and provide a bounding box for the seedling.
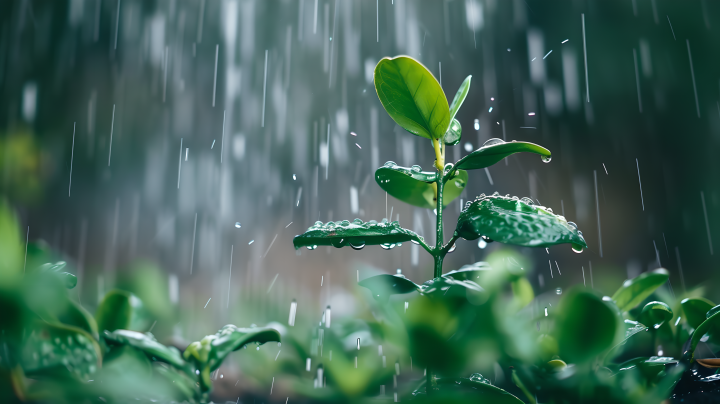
[294,55,588,395]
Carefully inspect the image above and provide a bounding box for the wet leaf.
[604,320,649,362]
[443,261,492,282]
[412,373,524,403]
[21,321,101,381]
[456,193,587,250]
[374,56,450,140]
[611,268,669,313]
[357,273,419,302]
[455,139,551,170]
[374,162,467,209]
[555,289,618,364]
[639,301,673,329]
[183,325,281,392]
[682,297,715,330]
[95,289,148,333]
[444,118,462,145]
[686,309,720,361]
[293,218,423,250]
[449,75,472,122]
[153,362,199,402]
[418,276,485,300]
[615,356,678,381]
[103,329,186,369]
[36,262,77,289]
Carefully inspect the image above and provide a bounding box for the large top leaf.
[455,138,551,170]
[375,162,467,209]
[455,193,587,250]
[374,56,450,140]
[293,218,423,250]
[611,268,669,313]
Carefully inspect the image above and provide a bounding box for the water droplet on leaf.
[541,155,552,163]
[483,138,505,147]
[571,244,583,253]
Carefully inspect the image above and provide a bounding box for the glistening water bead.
[235,222,241,228]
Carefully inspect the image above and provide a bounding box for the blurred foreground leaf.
[611,268,669,313]
[555,289,618,364]
[639,301,673,329]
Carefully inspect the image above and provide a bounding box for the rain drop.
[478,239,487,249]
[483,138,504,147]
[349,241,366,250]
[571,244,583,253]
[235,222,242,228]
[464,142,473,152]
[555,288,562,295]
[293,174,297,180]
[410,165,422,173]
[541,155,552,163]
[474,119,480,130]
[448,243,457,253]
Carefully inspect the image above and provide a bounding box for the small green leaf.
[511,277,535,308]
[604,319,649,362]
[413,373,524,403]
[22,322,101,381]
[183,325,281,392]
[418,276,485,301]
[103,329,186,369]
[682,297,715,330]
[375,162,467,209]
[293,218,422,250]
[455,139,551,170]
[449,75,472,121]
[639,301,673,329]
[374,56,451,140]
[96,290,148,333]
[358,274,419,302]
[36,262,77,289]
[611,268,669,313]
[615,356,678,381]
[456,194,587,250]
[444,118,462,145]
[555,289,618,364]
[59,300,99,340]
[443,261,492,282]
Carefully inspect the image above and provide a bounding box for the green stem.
[434,177,444,279]
[426,364,433,395]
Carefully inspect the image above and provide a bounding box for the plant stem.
[434,176,444,279]
[432,138,444,171]
[426,364,433,395]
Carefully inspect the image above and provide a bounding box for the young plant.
[293,56,588,396]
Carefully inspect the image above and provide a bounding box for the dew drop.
[349,241,366,250]
[454,180,464,188]
[520,197,535,205]
[474,119,480,130]
[477,239,487,249]
[410,165,421,173]
[556,287,562,295]
[541,155,552,163]
[481,235,494,243]
[567,221,578,230]
[448,243,457,253]
[383,161,397,168]
[483,138,505,147]
[293,174,297,180]
[306,245,318,250]
[571,244,583,253]
[234,222,242,228]
[464,142,473,152]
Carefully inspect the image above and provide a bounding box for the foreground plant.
[293,55,587,400]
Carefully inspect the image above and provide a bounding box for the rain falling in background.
[0,0,718,385]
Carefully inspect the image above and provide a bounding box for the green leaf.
[183,325,281,392]
[611,268,669,313]
[375,162,467,209]
[36,262,77,289]
[455,139,551,170]
[293,218,423,250]
[358,273,419,302]
[58,300,99,340]
[444,118,462,145]
[615,356,678,381]
[555,289,618,364]
[456,193,588,250]
[449,75,472,121]
[511,277,535,308]
[21,321,101,381]
[604,320,649,362]
[374,56,450,140]
[443,261,492,282]
[153,362,198,402]
[682,297,715,330]
[412,373,524,403]
[103,329,187,369]
[418,276,486,301]
[96,289,148,333]
[639,301,673,329]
